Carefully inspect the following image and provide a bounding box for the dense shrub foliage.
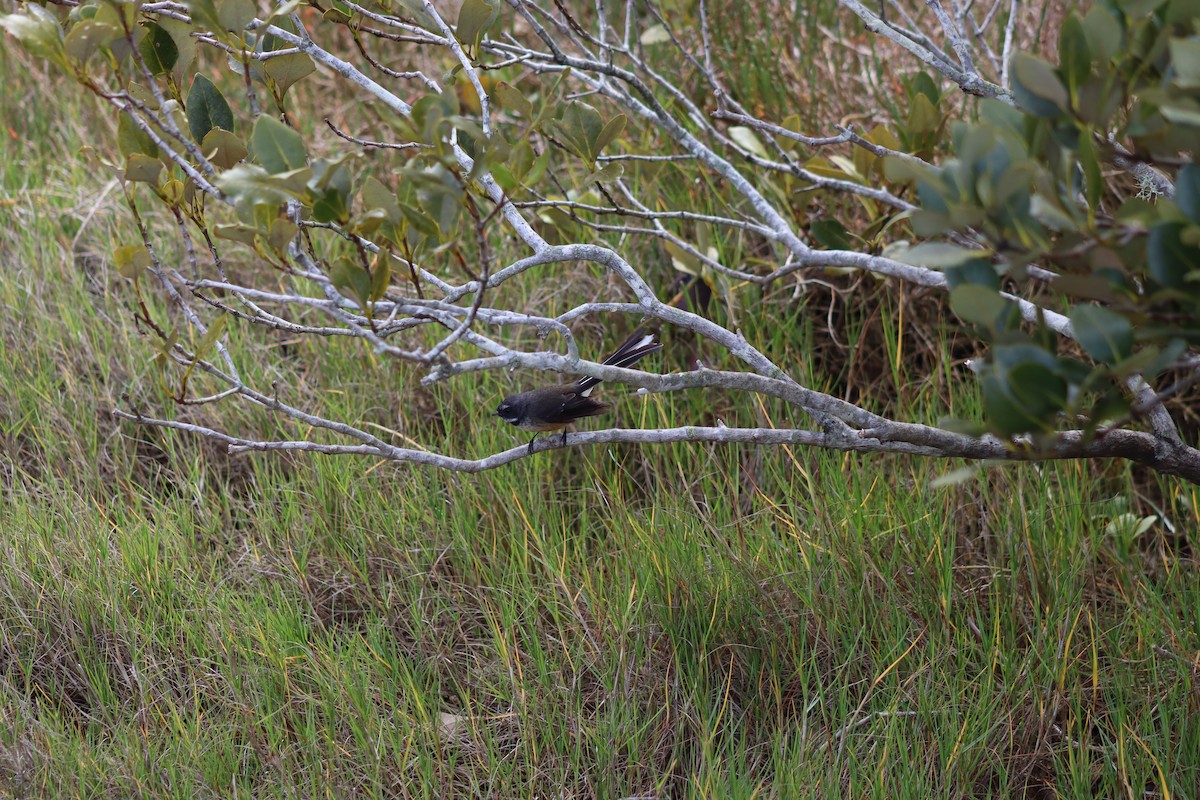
[2,0,1197,481]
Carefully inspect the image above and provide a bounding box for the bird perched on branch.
[495,331,662,453]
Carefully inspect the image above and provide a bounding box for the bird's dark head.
[495,398,521,425]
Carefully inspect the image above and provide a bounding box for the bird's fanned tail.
[575,330,662,396]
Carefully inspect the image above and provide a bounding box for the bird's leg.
[561,428,569,447]
[527,433,541,455]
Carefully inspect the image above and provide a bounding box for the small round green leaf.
[810,219,850,250]
[1081,6,1122,62]
[265,218,298,254]
[1174,164,1200,224]
[495,81,533,119]
[981,374,1046,436]
[950,284,1010,330]
[118,114,158,159]
[139,22,178,75]
[1148,222,1200,290]
[946,259,1001,291]
[263,51,315,98]
[893,242,982,268]
[124,153,163,184]
[63,19,121,63]
[1011,53,1068,117]
[330,257,372,309]
[215,0,256,33]
[1070,303,1133,363]
[456,0,498,49]
[595,114,627,154]
[114,245,151,279]
[250,115,307,174]
[187,74,234,144]
[1058,15,1092,96]
[1007,361,1068,418]
[201,128,248,170]
[369,252,391,302]
[1169,36,1200,89]
[907,93,940,134]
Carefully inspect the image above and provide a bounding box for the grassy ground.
[2,5,1199,799]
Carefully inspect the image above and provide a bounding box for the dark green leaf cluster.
[889,0,1199,438]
